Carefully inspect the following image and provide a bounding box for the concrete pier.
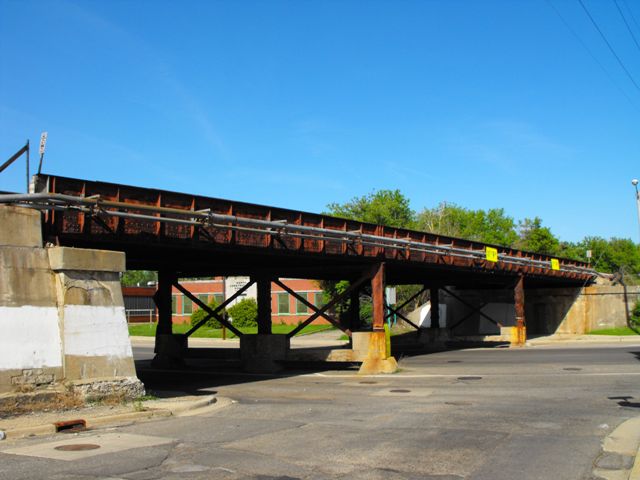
[0,205,143,399]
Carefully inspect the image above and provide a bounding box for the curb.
[0,394,231,441]
[142,394,216,414]
[631,444,640,480]
[1,409,172,440]
[592,416,640,480]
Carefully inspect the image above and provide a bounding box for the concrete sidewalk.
[592,416,640,480]
[130,328,349,349]
[0,393,231,441]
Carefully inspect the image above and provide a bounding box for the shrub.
[632,300,640,328]
[190,300,225,329]
[227,298,258,328]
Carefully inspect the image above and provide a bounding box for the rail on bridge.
[1,174,600,374]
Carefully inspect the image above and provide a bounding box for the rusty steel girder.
[0,174,598,286]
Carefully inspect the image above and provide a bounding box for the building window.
[213,293,224,306]
[278,293,290,314]
[314,292,325,308]
[296,293,308,314]
[171,295,177,314]
[183,296,192,315]
[197,294,209,308]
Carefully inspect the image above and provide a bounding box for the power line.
[613,0,640,54]
[621,0,640,35]
[545,0,640,113]
[577,0,640,92]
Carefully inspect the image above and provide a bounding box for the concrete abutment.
[0,205,143,399]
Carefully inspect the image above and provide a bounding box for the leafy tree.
[516,217,560,255]
[326,189,415,228]
[121,270,157,286]
[416,203,518,247]
[324,190,415,322]
[190,299,226,329]
[580,236,640,276]
[227,298,258,328]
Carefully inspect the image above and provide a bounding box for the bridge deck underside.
[32,174,594,289]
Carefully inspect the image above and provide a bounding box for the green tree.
[121,270,157,286]
[326,189,415,228]
[227,298,258,328]
[324,189,416,323]
[516,217,560,255]
[416,203,518,247]
[580,236,640,276]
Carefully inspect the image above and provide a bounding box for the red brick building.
[124,277,326,325]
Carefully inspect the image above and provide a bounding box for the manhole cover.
[445,401,473,406]
[389,389,411,393]
[54,444,101,451]
[359,381,378,385]
[563,368,582,371]
[457,376,482,381]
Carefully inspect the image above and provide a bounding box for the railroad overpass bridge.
[1,174,599,380]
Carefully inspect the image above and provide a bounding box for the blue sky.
[1,0,639,243]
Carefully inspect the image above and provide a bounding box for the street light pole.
[633,179,640,242]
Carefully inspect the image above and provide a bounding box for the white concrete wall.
[417,304,447,328]
[0,306,63,370]
[62,305,133,359]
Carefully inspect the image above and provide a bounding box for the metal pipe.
[0,192,600,277]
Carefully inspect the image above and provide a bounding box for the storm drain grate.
[359,381,378,385]
[447,360,462,363]
[445,401,473,406]
[563,368,582,371]
[54,444,100,451]
[457,376,482,381]
[389,389,411,393]
[54,419,86,433]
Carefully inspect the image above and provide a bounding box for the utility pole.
[633,179,640,243]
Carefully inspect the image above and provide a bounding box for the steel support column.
[348,287,361,332]
[430,287,440,329]
[256,277,272,335]
[513,275,526,346]
[154,270,175,339]
[371,262,386,331]
[514,275,526,328]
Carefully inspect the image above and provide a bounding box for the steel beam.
[175,281,246,338]
[514,275,526,328]
[273,279,342,331]
[441,287,503,327]
[286,269,374,338]
[348,287,361,332]
[430,287,440,329]
[256,277,272,335]
[372,263,386,331]
[154,270,175,340]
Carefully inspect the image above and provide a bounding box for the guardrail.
[125,308,156,324]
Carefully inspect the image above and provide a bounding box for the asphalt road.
[2,341,640,480]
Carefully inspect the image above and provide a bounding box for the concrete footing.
[240,334,290,373]
[152,334,187,369]
[417,328,451,345]
[354,331,398,375]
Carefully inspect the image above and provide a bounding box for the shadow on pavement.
[608,396,640,409]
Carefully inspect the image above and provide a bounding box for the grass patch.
[588,327,640,336]
[128,323,335,338]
